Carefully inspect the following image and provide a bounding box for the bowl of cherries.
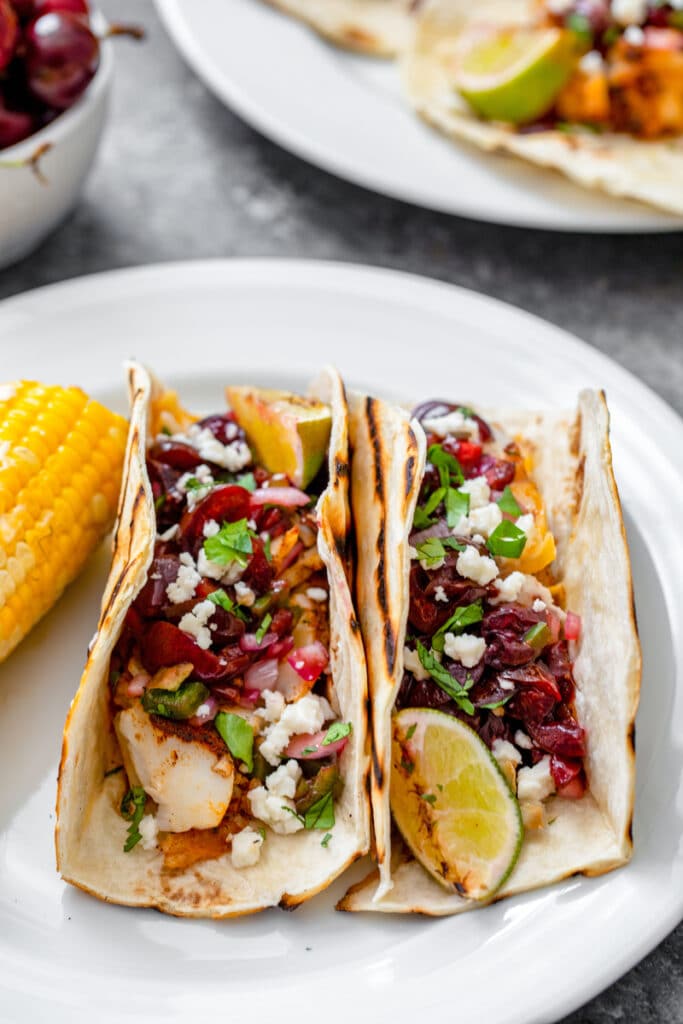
[0,0,126,268]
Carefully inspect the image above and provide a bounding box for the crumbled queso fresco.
[258,691,334,766]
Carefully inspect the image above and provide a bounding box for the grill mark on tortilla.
[405,453,416,502]
[365,398,397,672]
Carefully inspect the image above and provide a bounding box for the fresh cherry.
[24,11,99,110]
[0,0,18,72]
[32,0,90,16]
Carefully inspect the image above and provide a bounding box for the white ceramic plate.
[1,260,681,1024]
[155,0,683,233]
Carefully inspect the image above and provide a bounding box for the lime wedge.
[455,27,577,125]
[226,386,331,489]
[391,708,522,900]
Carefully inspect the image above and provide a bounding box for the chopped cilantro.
[400,758,415,774]
[406,723,417,740]
[262,534,272,563]
[257,825,266,840]
[236,471,256,492]
[154,494,165,512]
[415,535,464,568]
[458,406,475,419]
[323,721,352,746]
[432,602,483,654]
[281,805,305,823]
[255,612,273,644]
[203,518,255,568]
[184,476,205,492]
[416,641,475,716]
[479,695,513,711]
[566,11,593,46]
[497,485,522,517]
[421,793,437,805]
[304,791,335,830]
[487,520,527,559]
[446,487,469,528]
[427,443,464,489]
[321,832,333,848]
[215,712,254,772]
[120,786,146,853]
[206,587,249,621]
[416,536,448,568]
[414,486,447,530]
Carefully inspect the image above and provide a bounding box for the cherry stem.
[0,142,53,185]
[100,23,145,41]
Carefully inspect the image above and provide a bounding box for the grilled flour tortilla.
[56,363,370,917]
[403,0,683,215]
[340,390,640,914]
[264,0,416,56]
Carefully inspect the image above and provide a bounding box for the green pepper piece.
[252,593,275,617]
[142,680,209,720]
[294,764,343,815]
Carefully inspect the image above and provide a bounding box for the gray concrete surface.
[1,2,681,1020]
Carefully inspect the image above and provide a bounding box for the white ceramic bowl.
[0,21,113,271]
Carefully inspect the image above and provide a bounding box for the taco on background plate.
[340,389,640,914]
[403,0,683,215]
[264,0,418,55]
[56,363,370,917]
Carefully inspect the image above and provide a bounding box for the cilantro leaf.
[479,695,513,711]
[421,793,437,804]
[255,612,273,644]
[446,487,469,529]
[416,536,447,568]
[281,805,305,823]
[497,486,522,517]
[416,641,475,716]
[184,476,205,492]
[321,832,333,848]
[323,721,352,746]
[215,712,254,772]
[427,443,464,489]
[304,790,335,830]
[406,723,417,740]
[120,786,147,853]
[413,485,448,530]
[236,471,256,492]
[203,518,255,568]
[206,587,249,621]
[432,602,483,653]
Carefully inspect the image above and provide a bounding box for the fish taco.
[341,390,640,914]
[56,363,370,917]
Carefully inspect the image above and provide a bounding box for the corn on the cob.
[0,381,128,663]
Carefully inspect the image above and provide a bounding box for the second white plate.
[156,0,683,233]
